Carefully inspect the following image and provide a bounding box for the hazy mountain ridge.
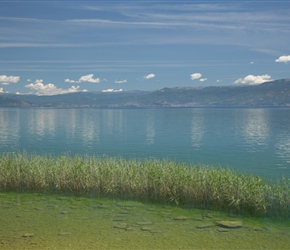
[1,79,290,107]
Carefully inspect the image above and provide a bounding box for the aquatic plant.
[0,153,289,217]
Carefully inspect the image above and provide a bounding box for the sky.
[0,0,290,95]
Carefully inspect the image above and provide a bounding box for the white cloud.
[79,74,100,83]
[234,74,272,85]
[143,74,155,79]
[0,75,20,85]
[65,78,77,83]
[115,79,127,84]
[102,88,123,93]
[25,79,85,95]
[190,73,202,80]
[275,55,290,63]
[199,78,207,82]
[0,87,3,93]
[65,74,101,84]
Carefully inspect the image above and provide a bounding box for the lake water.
[1,107,290,178]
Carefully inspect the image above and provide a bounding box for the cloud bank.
[102,88,123,93]
[275,55,290,63]
[0,75,20,85]
[234,74,272,85]
[25,79,86,95]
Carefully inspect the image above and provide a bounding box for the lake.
[1,107,290,178]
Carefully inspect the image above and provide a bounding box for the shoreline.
[1,153,289,218]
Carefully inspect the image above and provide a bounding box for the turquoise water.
[1,107,290,178]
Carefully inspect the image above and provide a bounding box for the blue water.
[1,107,290,178]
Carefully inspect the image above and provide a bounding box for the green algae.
[0,192,290,249]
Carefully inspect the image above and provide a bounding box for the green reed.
[0,153,289,217]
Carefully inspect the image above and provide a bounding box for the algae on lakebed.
[0,192,290,249]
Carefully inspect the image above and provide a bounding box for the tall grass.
[0,153,289,217]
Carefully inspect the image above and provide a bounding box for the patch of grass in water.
[0,153,289,218]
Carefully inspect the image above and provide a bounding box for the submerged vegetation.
[0,153,289,218]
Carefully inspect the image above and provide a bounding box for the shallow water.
[1,192,289,249]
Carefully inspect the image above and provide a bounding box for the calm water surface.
[1,107,290,178]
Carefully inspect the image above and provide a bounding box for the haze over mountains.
[1,79,290,108]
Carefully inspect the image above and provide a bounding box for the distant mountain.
[1,78,290,107]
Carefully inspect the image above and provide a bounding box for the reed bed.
[0,153,289,217]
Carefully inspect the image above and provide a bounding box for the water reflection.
[1,108,290,178]
[275,136,290,166]
[241,109,269,151]
[81,113,100,144]
[27,109,56,137]
[146,113,155,145]
[0,109,20,149]
[64,109,77,138]
[191,112,204,149]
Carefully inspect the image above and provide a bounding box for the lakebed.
[1,192,289,249]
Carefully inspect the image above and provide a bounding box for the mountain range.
[1,78,290,108]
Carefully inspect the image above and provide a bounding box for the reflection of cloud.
[0,109,20,149]
[191,113,204,149]
[102,109,124,136]
[28,109,56,137]
[64,110,77,139]
[81,115,100,143]
[242,109,269,150]
[146,115,155,145]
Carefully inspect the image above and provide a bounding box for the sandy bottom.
[0,192,289,249]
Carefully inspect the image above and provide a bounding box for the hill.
[1,79,290,107]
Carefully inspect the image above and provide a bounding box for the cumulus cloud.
[0,75,20,85]
[25,79,86,95]
[234,74,272,85]
[275,55,290,63]
[79,74,100,83]
[65,74,101,84]
[199,78,207,82]
[115,79,127,84]
[143,74,155,79]
[65,78,77,83]
[190,73,202,80]
[0,87,3,93]
[102,89,123,93]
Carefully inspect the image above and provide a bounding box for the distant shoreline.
[1,78,290,107]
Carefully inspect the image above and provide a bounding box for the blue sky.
[0,0,289,95]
